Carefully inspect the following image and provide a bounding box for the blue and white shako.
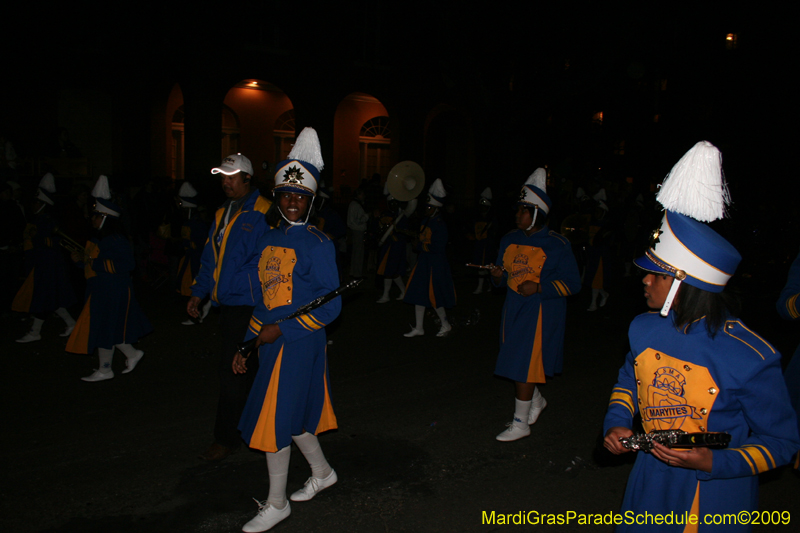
[518,168,551,230]
[92,175,121,218]
[633,141,741,316]
[273,127,323,198]
[518,168,551,214]
[427,178,446,207]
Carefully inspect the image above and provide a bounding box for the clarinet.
[236,279,362,359]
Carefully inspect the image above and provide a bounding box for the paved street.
[3,265,798,533]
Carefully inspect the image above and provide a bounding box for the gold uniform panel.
[258,245,297,311]
[634,347,719,434]
[502,244,547,293]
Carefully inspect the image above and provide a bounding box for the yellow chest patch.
[503,244,546,292]
[635,348,719,433]
[420,227,432,247]
[258,245,297,311]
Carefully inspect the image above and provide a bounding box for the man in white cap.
[189,154,273,461]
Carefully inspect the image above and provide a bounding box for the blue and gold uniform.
[66,234,152,354]
[493,226,580,382]
[12,211,76,314]
[403,213,456,309]
[776,248,800,468]
[376,208,408,278]
[604,312,800,532]
[238,222,341,453]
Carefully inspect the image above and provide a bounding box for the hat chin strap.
[660,278,682,317]
[279,208,311,226]
[526,206,539,232]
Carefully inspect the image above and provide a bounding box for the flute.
[466,263,505,272]
[620,430,731,452]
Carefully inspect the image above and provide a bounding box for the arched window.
[274,109,296,164]
[359,116,391,181]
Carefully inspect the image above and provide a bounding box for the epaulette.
[721,320,777,361]
[547,230,571,246]
[307,225,331,242]
[254,195,273,214]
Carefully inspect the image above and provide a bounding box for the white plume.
[656,141,730,222]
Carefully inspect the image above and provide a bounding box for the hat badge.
[649,228,662,248]
[283,165,305,184]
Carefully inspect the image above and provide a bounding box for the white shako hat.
[479,187,492,207]
[37,173,57,205]
[211,153,254,176]
[92,175,121,217]
[178,181,198,208]
[634,141,741,316]
[427,178,446,207]
[518,168,551,214]
[273,127,323,197]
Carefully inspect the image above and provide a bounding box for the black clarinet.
[236,279,362,359]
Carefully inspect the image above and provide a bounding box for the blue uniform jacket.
[604,311,800,531]
[191,190,272,307]
[493,227,581,382]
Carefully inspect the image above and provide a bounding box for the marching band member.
[603,142,799,530]
[777,246,800,469]
[234,128,341,533]
[175,182,211,325]
[66,175,152,382]
[491,168,580,441]
[470,187,497,294]
[403,178,456,337]
[376,185,408,303]
[585,199,611,311]
[13,173,77,342]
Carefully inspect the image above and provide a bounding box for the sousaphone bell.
[386,161,425,201]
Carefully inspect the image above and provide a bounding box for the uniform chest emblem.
[635,348,716,433]
[643,367,702,430]
[503,245,546,287]
[262,257,289,299]
[510,253,536,280]
[258,246,297,309]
